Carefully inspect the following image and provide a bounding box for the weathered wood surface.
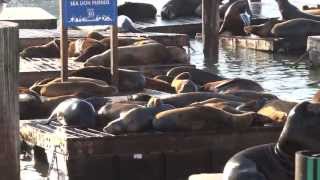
[19,57,193,87]
[202,0,220,63]
[0,21,20,180]
[0,7,57,29]
[136,16,202,36]
[20,119,281,179]
[219,35,283,52]
[19,29,190,49]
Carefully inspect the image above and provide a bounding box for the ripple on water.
[190,40,320,101]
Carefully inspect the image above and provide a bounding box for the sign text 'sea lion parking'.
[63,0,117,27]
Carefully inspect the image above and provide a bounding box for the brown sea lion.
[271,18,320,38]
[69,66,146,92]
[96,102,144,129]
[86,31,105,40]
[84,43,171,67]
[39,81,117,97]
[166,46,189,64]
[118,2,157,21]
[74,37,148,62]
[103,103,175,134]
[147,92,245,108]
[166,66,225,86]
[257,99,297,124]
[153,105,257,132]
[68,38,102,57]
[20,39,61,58]
[171,72,198,93]
[312,90,320,103]
[161,0,202,20]
[223,90,278,102]
[219,0,252,36]
[275,0,320,21]
[244,19,283,37]
[145,77,176,94]
[204,78,264,93]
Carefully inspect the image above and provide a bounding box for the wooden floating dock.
[0,7,57,29]
[19,29,190,49]
[307,36,320,66]
[19,57,193,87]
[20,120,281,180]
[136,16,202,36]
[219,35,307,52]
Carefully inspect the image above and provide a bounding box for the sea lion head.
[48,98,96,128]
[277,101,320,157]
[244,19,283,37]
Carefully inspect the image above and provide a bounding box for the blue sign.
[63,0,117,27]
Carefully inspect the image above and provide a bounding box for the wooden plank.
[0,7,57,29]
[0,21,20,180]
[219,35,282,52]
[19,29,190,48]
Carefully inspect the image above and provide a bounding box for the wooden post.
[110,25,119,86]
[202,0,219,63]
[0,21,20,180]
[60,0,68,82]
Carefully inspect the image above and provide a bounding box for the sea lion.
[166,46,189,64]
[166,66,225,86]
[19,92,44,119]
[84,43,171,67]
[312,90,320,103]
[127,93,152,102]
[145,77,176,94]
[103,102,175,134]
[20,39,61,58]
[118,2,157,21]
[68,38,102,57]
[219,0,252,36]
[223,90,278,102]
[204,78,264,93]
[244,19,283,37]
[154,105,258,132]
[257,99,297,124]
[74,37,148,62]
[96,102,144,129]
[275,0,320,21]
[153,75,174,84]
[161,0,202,20]
[147,92,244,108]
[223,101,320,180]
[68,66,146,92]
[271,18,320,38]
[86,31,105,41]
[117,15,143,33]
[45,98,96,128]
[39,81,117,97]
[171,72,198,93]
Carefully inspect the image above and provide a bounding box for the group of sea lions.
[20,65,305,137]
[20,31,189,66]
